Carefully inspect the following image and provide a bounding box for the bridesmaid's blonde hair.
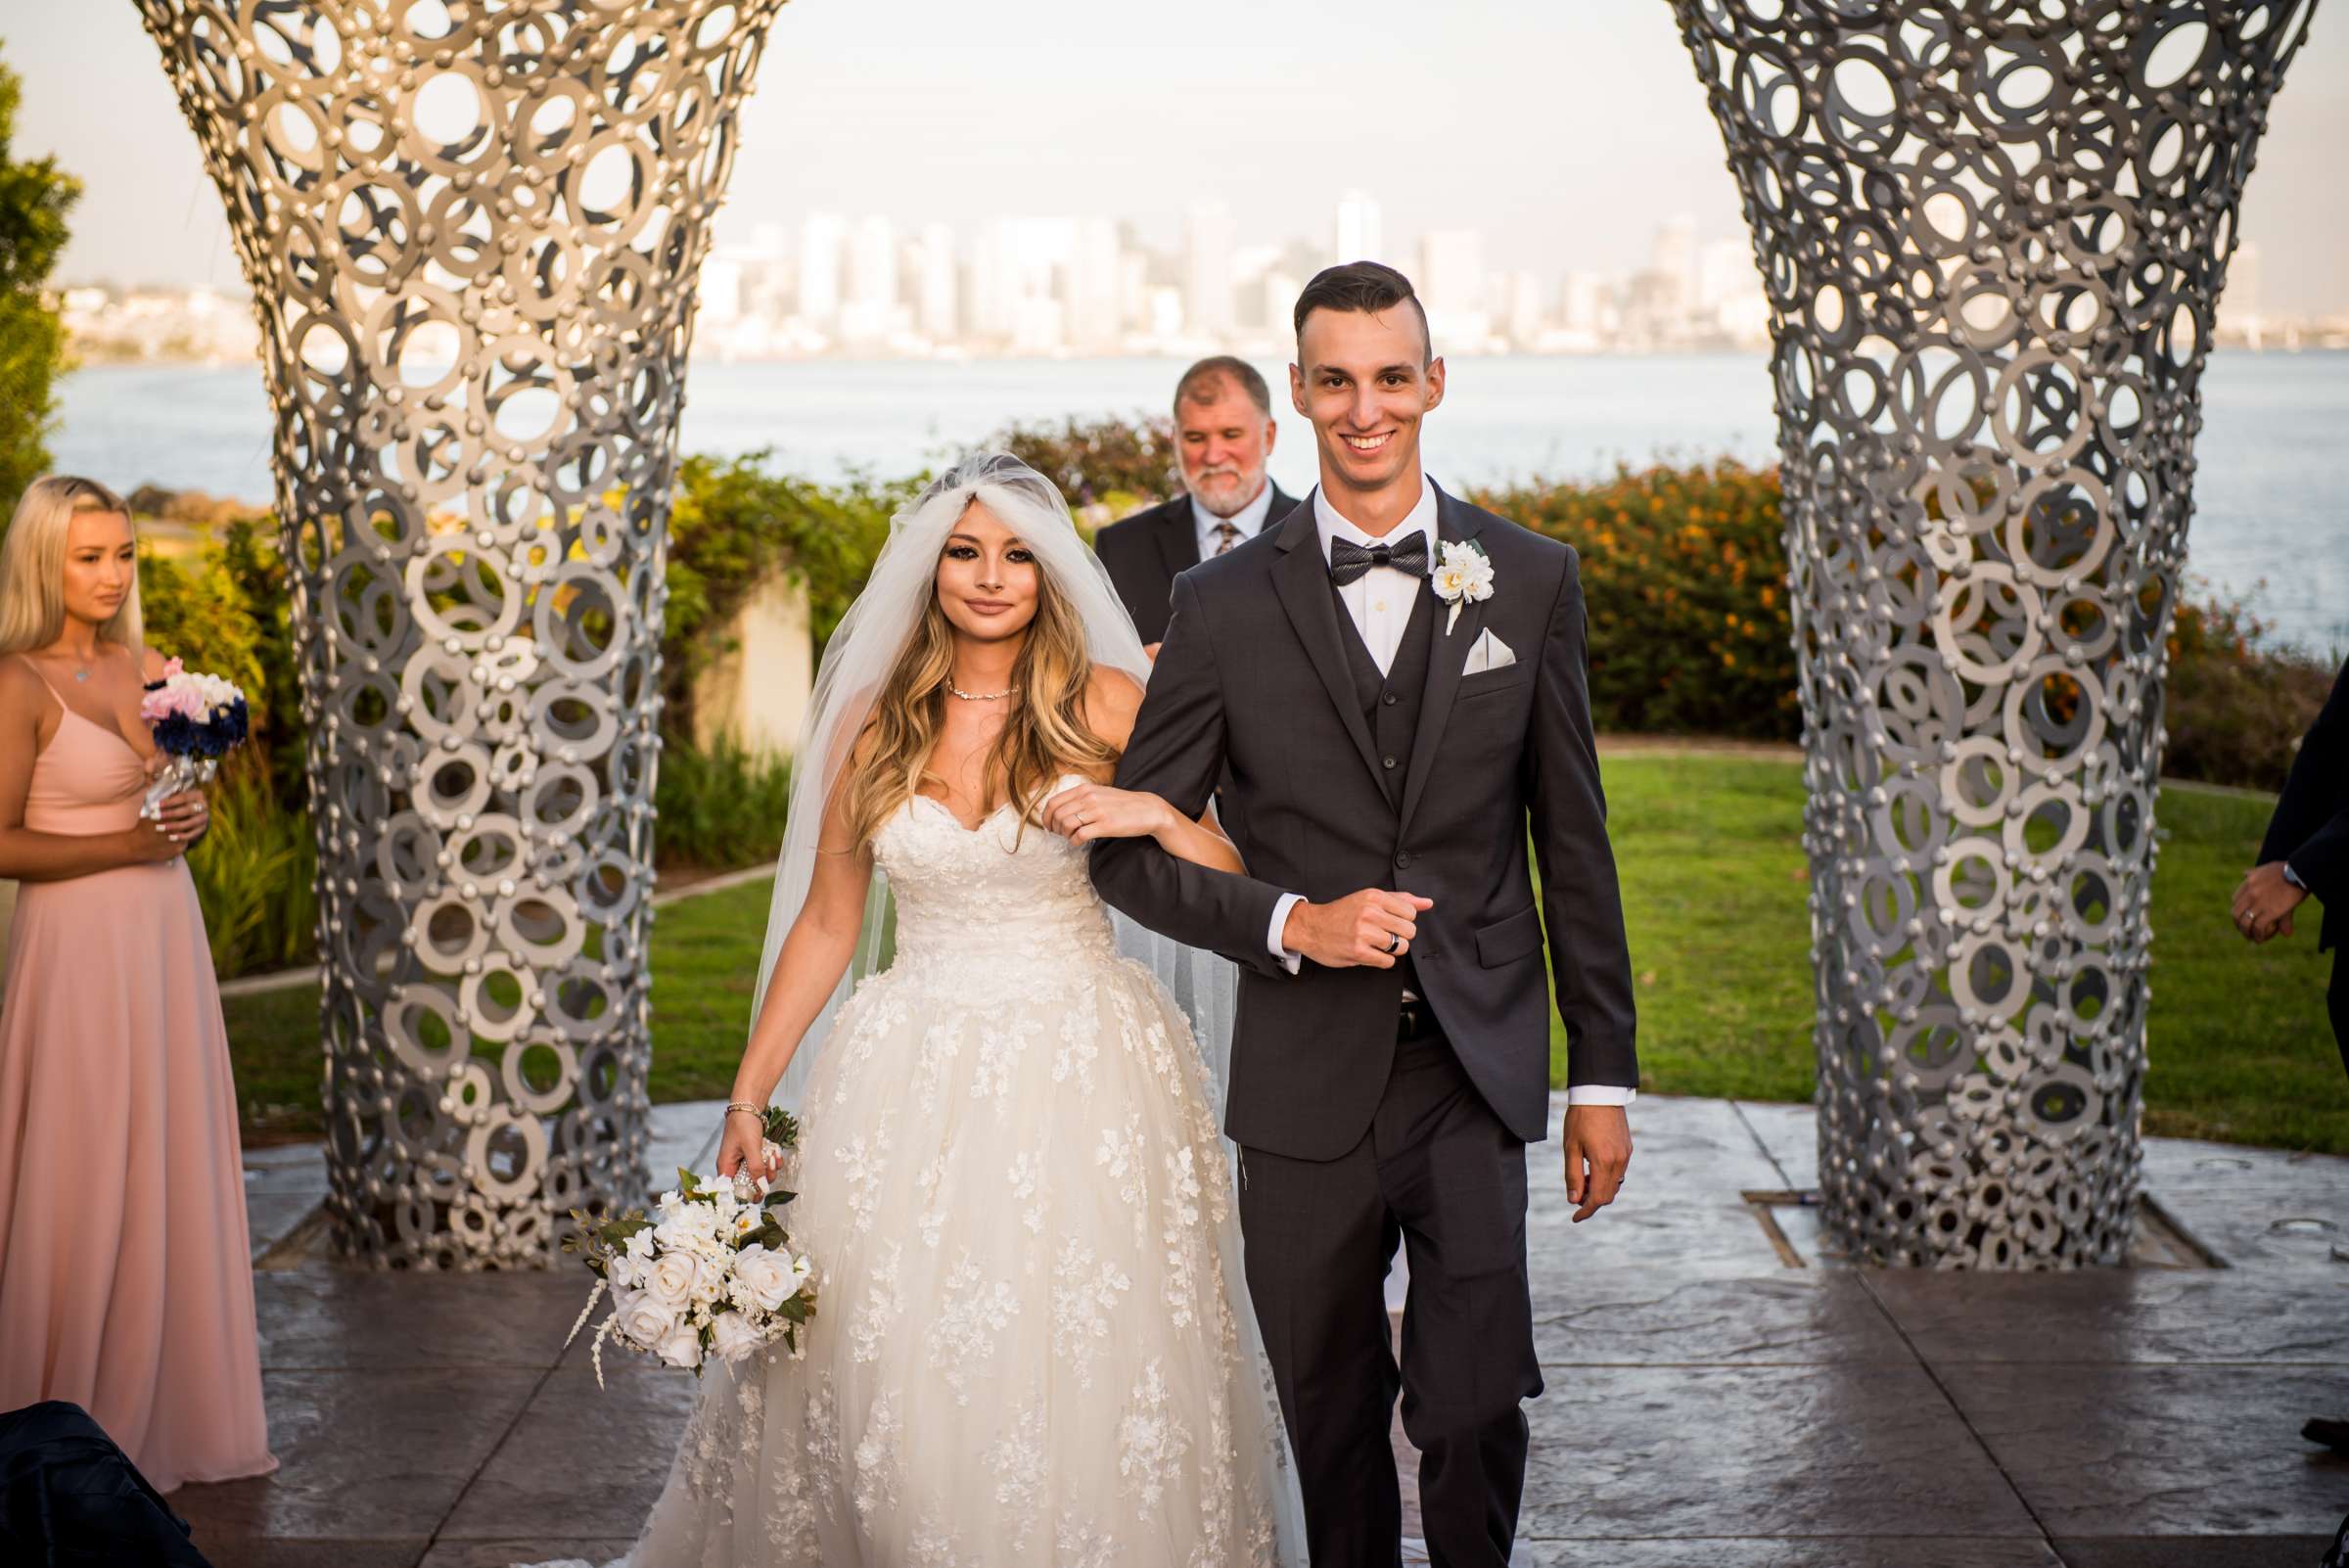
[0,476,142,658]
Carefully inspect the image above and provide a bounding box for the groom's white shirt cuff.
[1267,893,1306,975]
[1264,893,1635,1108]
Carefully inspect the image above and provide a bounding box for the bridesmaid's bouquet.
[137,659,251,821]
[561,1105,819,1387]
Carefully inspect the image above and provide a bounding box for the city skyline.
[680,196,1782,358]
[59,191,2322,369]
[11,1,2349,320]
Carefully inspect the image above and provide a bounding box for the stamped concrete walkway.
[200,1095,2349,1568]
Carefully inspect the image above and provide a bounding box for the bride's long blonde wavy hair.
[843,498,1118,850]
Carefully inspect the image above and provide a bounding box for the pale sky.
[8,0,2347,315]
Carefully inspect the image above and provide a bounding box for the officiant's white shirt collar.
[1312,473,1437,562]
[1187,479,1278,556]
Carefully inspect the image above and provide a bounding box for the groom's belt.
[1397,994,1439,1042]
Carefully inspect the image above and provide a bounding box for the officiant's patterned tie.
[1212,522,1242,556]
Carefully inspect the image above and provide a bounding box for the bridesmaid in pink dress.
[0,476,274,1492]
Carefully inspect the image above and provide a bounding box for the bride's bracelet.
[723,1101,763,1121]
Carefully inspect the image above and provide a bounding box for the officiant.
[1095,355,1301,654]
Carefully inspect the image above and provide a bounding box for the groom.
[1092,261,1636,1565]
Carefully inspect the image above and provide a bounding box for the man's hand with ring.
[2231,861,2307,944]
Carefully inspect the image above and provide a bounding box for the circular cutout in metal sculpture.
[138,0,790,1268]
[1673,1,2318,1267]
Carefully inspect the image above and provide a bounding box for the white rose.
[730,1243,794,1314]
[709,1311,764,1364]
[655,1321,704,1370]
[642,1250,700,1311]
[613,1289,675,1350]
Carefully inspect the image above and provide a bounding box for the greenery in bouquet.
[562,1105,817,1387]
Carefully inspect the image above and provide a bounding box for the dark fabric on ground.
[0,1401,212,1567]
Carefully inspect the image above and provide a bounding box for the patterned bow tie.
[1326,533,1431,587]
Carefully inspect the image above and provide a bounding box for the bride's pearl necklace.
[945,677,1014,703]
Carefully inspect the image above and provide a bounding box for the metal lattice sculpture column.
[140,0,789,1268]
[1674,2,2317,1267]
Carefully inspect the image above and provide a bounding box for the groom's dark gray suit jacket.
[1091,484,1637,1161]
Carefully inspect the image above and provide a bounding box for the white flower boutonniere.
[1431,539,1496,634]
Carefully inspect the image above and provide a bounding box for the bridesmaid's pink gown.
[0,669,274,1492]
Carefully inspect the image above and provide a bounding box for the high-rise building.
[1501,269,1544,347]
[699,255,744,326]
[839,215,901,346]
[1418,229,1489,348]
[796,211,847,328]
[1068,218,1124,352]
[1336,191,1383,265]
[1651,213,1698,321]
[1118,250,1153,334]
[1263,269,1303,342]
[916,222,958,344]
[1557,271,1613,348]
[1697,238,1752,313]
[851,217,897,307]
[1185,203,1237,339]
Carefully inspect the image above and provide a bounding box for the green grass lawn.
[222,756,2349,1154]
[1589,758,2347,1154]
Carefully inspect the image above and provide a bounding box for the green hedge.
[119,425,2334,977]
[1473,460,1800,740]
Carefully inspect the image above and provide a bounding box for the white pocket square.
[1462,628,1517,677]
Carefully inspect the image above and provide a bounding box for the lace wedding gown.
[552,779,1301,1567]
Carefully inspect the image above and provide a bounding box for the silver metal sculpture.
[139,0,790,1268]
[1674,1,2317,1267]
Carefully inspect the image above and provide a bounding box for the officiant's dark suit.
[1092,482,1636,1565]
[1094,482,1300,646]
[2258,655,2349,1072]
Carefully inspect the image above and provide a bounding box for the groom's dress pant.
[1238,1021,1541,1568]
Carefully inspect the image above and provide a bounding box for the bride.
[557,455,1304,1566]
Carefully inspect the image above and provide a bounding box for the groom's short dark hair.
[1293,261,1432,364]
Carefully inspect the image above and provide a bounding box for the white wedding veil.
[743,451,1238,1123]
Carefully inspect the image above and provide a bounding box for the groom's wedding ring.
[1385,936,1403,954]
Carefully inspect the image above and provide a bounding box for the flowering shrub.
[1472,461,1800,741]
[996,412,1177,517]
[2161,586,2340,790]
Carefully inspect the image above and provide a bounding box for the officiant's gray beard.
[1185,464,1264,518]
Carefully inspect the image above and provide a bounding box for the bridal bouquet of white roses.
[561,1105,818,1387]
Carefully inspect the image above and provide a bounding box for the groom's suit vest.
[1333,576,1438,997]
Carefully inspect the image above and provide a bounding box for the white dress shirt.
[1262,476,1634,1108]
[1189,480,1279,560]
